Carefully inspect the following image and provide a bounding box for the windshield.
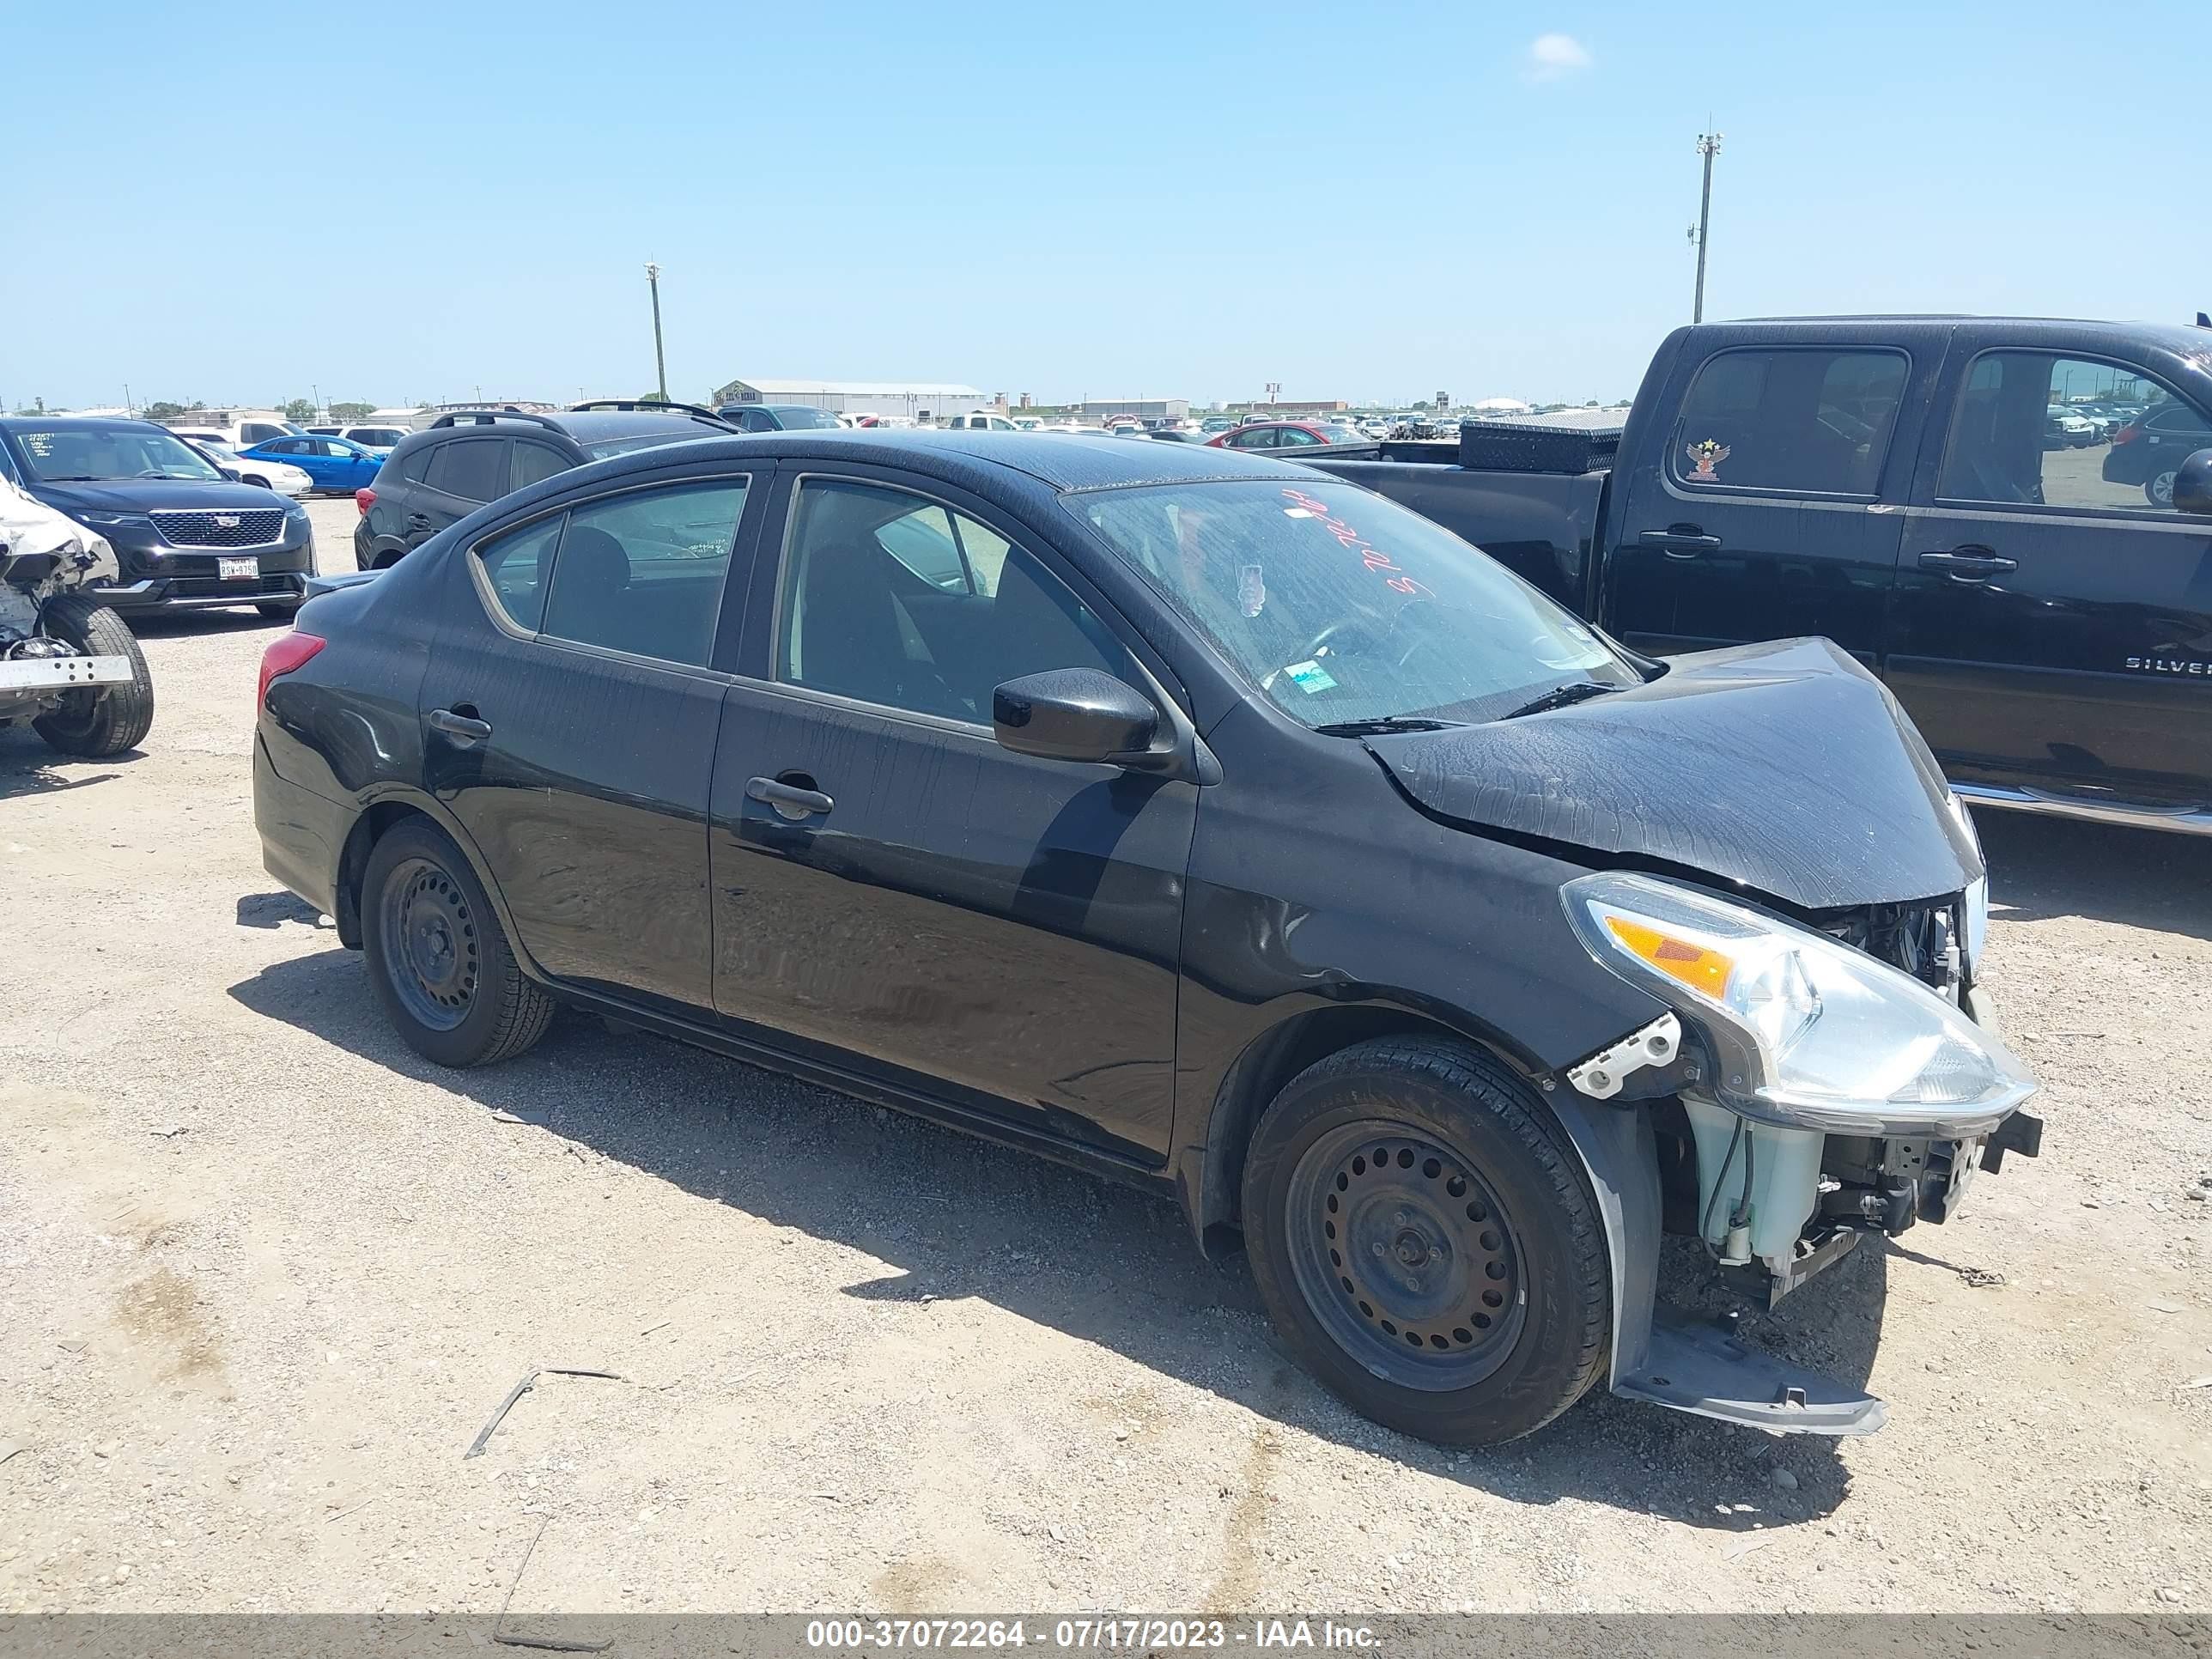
[11,423,227,483]
[1073,478,1637,727]
[771,406,845,430]
[584,430,708,461]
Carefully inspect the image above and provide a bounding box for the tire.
[2148,470,2178,508]
[32,597,155,757]
[1240,1036,1610,1445]
[361,817,555,1067]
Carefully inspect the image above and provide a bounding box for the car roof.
[402,410,716,447]
[586,428,1329,494]
[0,415,170,431]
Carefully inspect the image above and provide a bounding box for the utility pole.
[124,383,132,416]
[645,262,669,403]
[1690,131,1723,324]
[312,383,321,422]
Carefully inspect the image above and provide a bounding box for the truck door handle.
[428,707,494,743]
[1918,549,2018,582]
[746,775,834,820]
[1639,527,1723,558]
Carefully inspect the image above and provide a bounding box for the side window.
[538,478,749,667]
[392,444,433,484]
[509,441,570,492]
[476,514,562,633]
[1938,351,2209,513]
[774,479,1129,723]
[1276,426,1321,447]
[1671,348,1907,495]
[425,437,506,502]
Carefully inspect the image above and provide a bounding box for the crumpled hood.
[30,477,291,515]
[1364,637,1980,912]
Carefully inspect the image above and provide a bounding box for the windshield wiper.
[1501,681,1624,720]
[38,475,105,482]
[1311,715,1464,737]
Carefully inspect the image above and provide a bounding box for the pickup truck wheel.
[362,818,554,1068]
[1241,1036,1610,1445]
[31,597,155,757]
[2148,470,2178,508]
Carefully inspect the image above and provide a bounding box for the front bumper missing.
[0,653,134,692]
[1613,1310,1886,1436]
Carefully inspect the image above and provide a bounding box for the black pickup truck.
[1316,316,2212,832]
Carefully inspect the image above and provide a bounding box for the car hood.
[1363,636,1980,912]
[29,477,295,514]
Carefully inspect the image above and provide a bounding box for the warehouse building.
[711,378,991,422]
[1079,397,1189,424]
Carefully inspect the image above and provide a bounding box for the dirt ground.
[1,497,2209,1615]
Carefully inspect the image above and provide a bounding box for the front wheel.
[1241,1037,1611,1445]
[361,817,554,1067]
[32,597,155,757]
[2148,469,2178,508]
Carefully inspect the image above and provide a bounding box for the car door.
[413,435,508,547]
[1604,339,1924,659]
[707,468,1196,1165]
[294,439,344,490]
[416,465,769,1015]
[1890,339,2212,805]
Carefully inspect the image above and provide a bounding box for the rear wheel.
[1241,1036,1610,1445]
[2148,469,2178,508]
[32,597,155,757]
[361,818,554,1067]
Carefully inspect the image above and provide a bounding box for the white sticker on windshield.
[1285,659,1338,693]
[1282,507,1314,519]
[1237,563,1267,618]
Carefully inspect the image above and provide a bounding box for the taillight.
[258,631,325,709]
[2112,423,2142,447]
[356,486,376,515]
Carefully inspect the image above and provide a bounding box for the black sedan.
[254,432,2039,1446]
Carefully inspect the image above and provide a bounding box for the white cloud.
[1524,33,1592,82]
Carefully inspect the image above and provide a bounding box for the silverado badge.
[1686,439,1730,483]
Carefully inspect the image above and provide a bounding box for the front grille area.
[150,507,287,548]
[167,574,301,599]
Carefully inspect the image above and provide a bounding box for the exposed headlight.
[1944,792,1990,972]
[75,510,151,528]
[1561,871,2034,1135]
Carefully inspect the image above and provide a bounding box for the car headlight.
[1561,871,2033,1135]
[75,510,151,528]
[1944,791,1990,973]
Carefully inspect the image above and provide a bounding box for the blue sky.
[6,3,2204,411]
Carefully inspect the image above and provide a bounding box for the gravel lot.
[2,496,2209,1615]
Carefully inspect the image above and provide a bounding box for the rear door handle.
[1639,528,1723,558]
[428,708,493,743]
[746,776,834,820]
[1918,549,2018,582]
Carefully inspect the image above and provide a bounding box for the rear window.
[770,407,844,430]
[1669,347,1907,495]
[425,437,506,502]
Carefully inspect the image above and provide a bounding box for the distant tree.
[283,398,317,422]
[143,400,186,419]
[329,401,375,421]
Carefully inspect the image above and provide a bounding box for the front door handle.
[1639,526,1723,559]
[428,707,494,743]
[746,775,834,820]
[1918,549,2018,582]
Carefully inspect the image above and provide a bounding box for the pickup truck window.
[1669,347,1906,497]
[1938,350,2212,514]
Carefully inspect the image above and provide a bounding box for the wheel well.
[333,800,428,947]
[1197,1005,1522,1256]
[371,547,406,569]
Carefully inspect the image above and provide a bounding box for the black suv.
[353,403,735,569]
[0,416,314,617]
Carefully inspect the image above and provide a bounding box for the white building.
[711,378,992,422]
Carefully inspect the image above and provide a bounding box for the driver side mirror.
[2173,447,2212,517]
[993,669,1158,764]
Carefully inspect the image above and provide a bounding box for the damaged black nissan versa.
[252,433,2043,1445]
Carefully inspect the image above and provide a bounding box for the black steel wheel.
[1241,1036,1611,1445]
[1283,1122,1527,1390]
[361,817,555,1067]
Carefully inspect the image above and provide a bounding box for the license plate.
[217,556,258,581]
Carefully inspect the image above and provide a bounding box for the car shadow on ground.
[229,940,1885,1527]
[125,608,289,640]
[0,726,137,799]
[1973,806,2212,944]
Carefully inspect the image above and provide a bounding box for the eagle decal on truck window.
[1686,438,1731,482]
